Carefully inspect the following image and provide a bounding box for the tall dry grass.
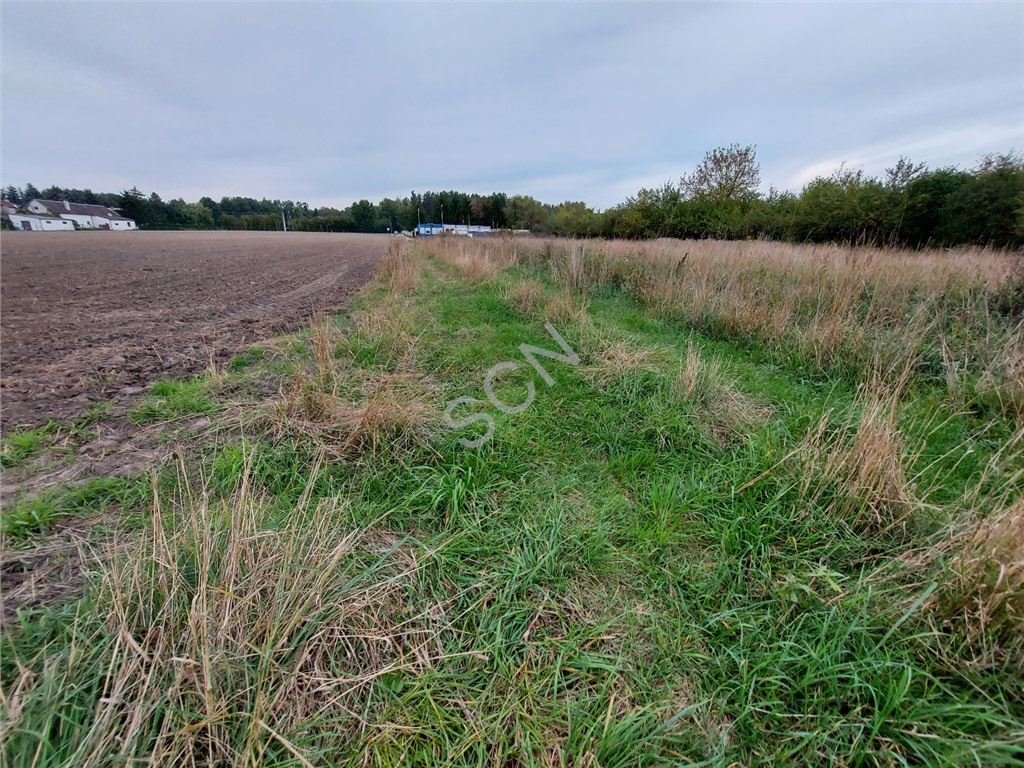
[501,278,544,315]
[419,236,1023,418]
[932,496,1024,668]
[0,461,447,765]
[419,236,519,283]
[378,238,421,293]
[793,391,917,535]
[275,290,433,457]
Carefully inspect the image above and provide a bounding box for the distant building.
[24,199,136,230]
[414,223,492,237]
[6,212,76,231]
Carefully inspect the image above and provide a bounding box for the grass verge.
[2,241,1022,766]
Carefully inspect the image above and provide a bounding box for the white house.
[7,212,76,231]
[25,199,136,230]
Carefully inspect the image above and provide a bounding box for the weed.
[585,341,663,388]
[1,463,442,765]
[932,496,1024,668]
[796,393,916,534]
[310,310,344,384]
[543,291,589,327]
[272,369,435,457]
[669,342,772,445]
[347,298,418,369]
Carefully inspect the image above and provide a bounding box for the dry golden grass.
[673,341,723,401]
[417,236,1021,413]
[273,369,435,457]
[419,237,510,283]
[310,310,342,384]
[348,297,418,368]
[878,426,1024,670]
[672,342,771,445]
[378,239,421,293]
[584,341,663,387]
[0,462,444,766]
[502,278,545,315]
[931,497,1024,668]
[796,393,916,534]
[542,292,589,327]
[977,326,1024,422]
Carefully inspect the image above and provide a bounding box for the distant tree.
[976,151,1024,174]
[681,144,761,202]
[885,157,927,191]
[505,195,547,230]
[795,166,890,244]
[13,158,1022,247]
[119,187,148,226]
[548,201,597,237]
[378,198,401,231]
[198,196,221,225]
[168,200,214,229]
[936,153,1024,246]
[350,199,377,232]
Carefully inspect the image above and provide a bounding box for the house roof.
[7,211,65,220]
[32,199,132,221]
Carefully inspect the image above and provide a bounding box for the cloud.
[778,120,1024,191]
[2,2,1022,207]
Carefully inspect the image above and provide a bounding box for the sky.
[2,2,1022,210]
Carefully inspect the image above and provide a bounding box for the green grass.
[229,345,266,371]
[130,376,219,423]
[1,475,149,539]
[2,251,1021,766]
[0,423,57,468]
[1,404,119,472]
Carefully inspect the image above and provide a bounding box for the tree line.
[4,146,1022,247]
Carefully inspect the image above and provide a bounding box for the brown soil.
[1,231,388,431]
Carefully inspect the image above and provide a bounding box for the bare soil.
[1,231,387,430]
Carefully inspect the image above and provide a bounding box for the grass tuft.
[932,496,1024,668]
[542,291,589,327]
[1,461,442,765]
[131,377,219,423]
[0,424,57,469]
[796,393,915,534]
[671,342,772,445]
[501,278,545,316]
[347,298,418,369]
[272,370,435,457]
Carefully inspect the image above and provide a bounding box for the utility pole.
[281,210,287,233]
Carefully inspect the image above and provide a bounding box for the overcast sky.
[3,2,1022,209]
